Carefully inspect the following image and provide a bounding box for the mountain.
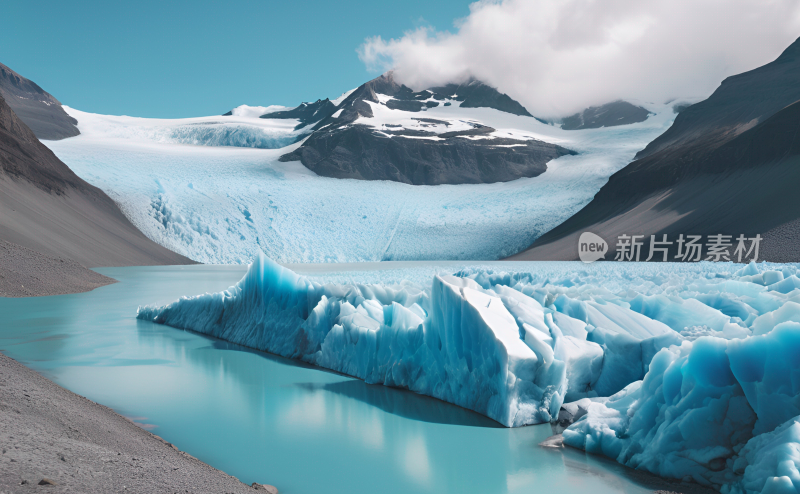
[278,72,574,185]
[0,62,80,140]
[510,37,800,262]
[427,80,537,117]
[259,98,338,128]
[0,89,193,295]
[560,101,651,130]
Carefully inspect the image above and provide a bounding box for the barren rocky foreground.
[0,352,276,494]
[0,240,115,297]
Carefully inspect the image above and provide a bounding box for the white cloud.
[358,0,800,119]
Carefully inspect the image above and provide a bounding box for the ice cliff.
[138,254,570,426]
[140,256,800,433]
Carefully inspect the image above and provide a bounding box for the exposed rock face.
[510,37,800,262]
[428,80,535,117]
[0,62,80,140]
[283,124,572,185]
[260,98,338,128]
[315,72,539,122]
[0,90,193,269]
[280,72,574,185]
[560,101,651,130]
[0,90,88,195]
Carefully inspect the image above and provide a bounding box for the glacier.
[57,107,309,149]
[46,102,676,264]
[137,256,800,440]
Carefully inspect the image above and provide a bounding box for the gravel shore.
[0,240,116,297]
[0,352,275,493]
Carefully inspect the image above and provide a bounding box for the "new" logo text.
[578,232,607,263]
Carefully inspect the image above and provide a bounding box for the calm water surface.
[0,265,683,494]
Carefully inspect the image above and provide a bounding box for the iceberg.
[134,254,800,489]
[552,259,800,493]
[139,256,800,429]
[137,254,569,426]
[562,321,800,493]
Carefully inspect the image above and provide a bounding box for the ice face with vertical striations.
[138,257,800,429]
[137,256,800,489]
[137,254,569,426]
[563,318,800,493]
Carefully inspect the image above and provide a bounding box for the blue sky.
[3,0,472,118]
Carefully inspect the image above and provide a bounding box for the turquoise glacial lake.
[0,265,697,494]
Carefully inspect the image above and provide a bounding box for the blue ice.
[139,256,800,444]
[561,262,800,493]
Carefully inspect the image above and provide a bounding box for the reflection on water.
[293,381,502,428]
[0,265,706,494]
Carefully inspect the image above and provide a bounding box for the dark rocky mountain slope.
[259,98,338,128]
[427,79,536,117]
[510,37,800,262]
[560,101,651,130]
[0,62,79,140]
[279,72,574,185]
[284,125,571,185]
